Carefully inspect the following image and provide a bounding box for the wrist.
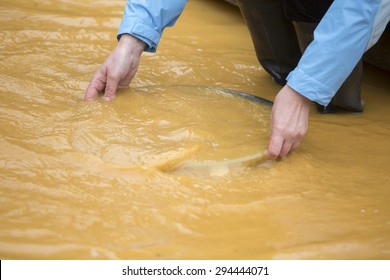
[118,34,146,55]
[285,85,311,106]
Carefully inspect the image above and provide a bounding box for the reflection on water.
[0,0,390,259]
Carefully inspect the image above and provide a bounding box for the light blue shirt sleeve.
[287,0,390,106]
[117,0,188,53]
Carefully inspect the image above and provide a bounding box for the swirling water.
[1,0,390,259]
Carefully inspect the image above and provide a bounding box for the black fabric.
[236,0,302,85]
[283,0,334,22]
[385,22,390,35]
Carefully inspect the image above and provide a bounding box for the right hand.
[85,34,146,101]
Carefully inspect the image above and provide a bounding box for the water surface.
[1,0,390,259]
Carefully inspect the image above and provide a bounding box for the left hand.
[268,85,311,159]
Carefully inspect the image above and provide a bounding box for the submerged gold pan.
[72,85,272,177]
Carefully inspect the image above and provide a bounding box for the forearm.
[287,0,390,106]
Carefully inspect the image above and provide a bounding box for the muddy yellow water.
[1,0,390,260]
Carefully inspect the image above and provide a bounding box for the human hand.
[268,85,311,159]
[85,34,146,101]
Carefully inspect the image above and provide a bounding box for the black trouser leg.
[236,0,301,85]
[283,0,334,22]
[292,18,363,113]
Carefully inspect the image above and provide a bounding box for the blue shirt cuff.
[287,66,336,106]
[117,20,161,53]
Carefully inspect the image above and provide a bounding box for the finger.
[291,140,301,153]
[103,73,120,101]
[117,75,133,89]
[85,70,107,101]
[268,133,284,160]
[117,84,129,89]
[117,66,138,89]
[279,140,293,159]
